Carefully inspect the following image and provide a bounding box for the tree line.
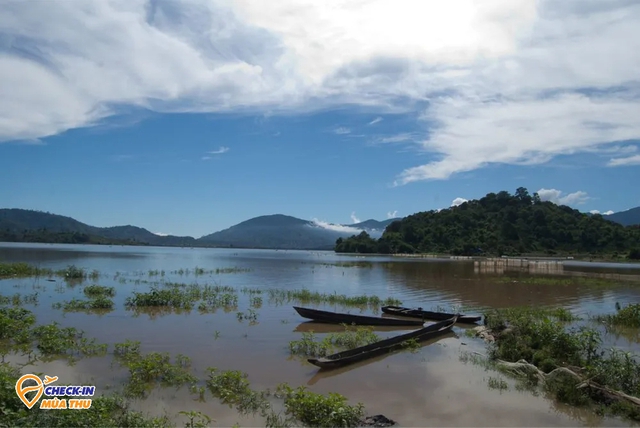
[335,188,640,259]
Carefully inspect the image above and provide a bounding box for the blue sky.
[1,1,640,237]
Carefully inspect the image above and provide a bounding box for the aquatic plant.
[52,296,114,311]
[83,284,116,297]
[594,303,640,328]
[0,262,53,279]
[56,265,87,281]
[0,363,173,427]
[275,383,364,428]
[179,411,213,428]
[487,376,508,391]
[206,368,271,415]
[113,340,197,398]
[480,306,640,421]
[288,326,380,357]
[267,289,401,309]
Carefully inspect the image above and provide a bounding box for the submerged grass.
[289,325,380,357]
[267,289,401,309]
[113,340,197,398]
[52,296,114,311]
[494,275,627,288]
[0,306,107,360]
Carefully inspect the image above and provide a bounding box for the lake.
[2,242,640,427]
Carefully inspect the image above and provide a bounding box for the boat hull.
[307,315,458,369]
[293,306,424,327]
[381,305,481,324]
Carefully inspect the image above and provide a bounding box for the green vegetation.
[0,306,106,360]
[494,275,628,287]
[479,306,640,421]
[487,376,509,391]
[595,303,640,328]
[206,368,271,415]
[113,340,197,398]
[52,296,114,311]
[267,289,401,308]
[84,284,115,297]
[0,262,51,279]
[275,384,364,428]
[289,326,380,357]
[335,188,640,256]
[0,363,171,428]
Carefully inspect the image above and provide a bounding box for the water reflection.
[2,244,640,426]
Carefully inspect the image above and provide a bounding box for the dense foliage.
[335,188,640,257]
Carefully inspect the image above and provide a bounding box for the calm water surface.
[2,243,640,427]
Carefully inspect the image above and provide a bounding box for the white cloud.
[334,127,351,135]
[604,210,614,215]
[386,210,398,218]
[537,188,590,206]
[590,210,600,214]
[2,0,640,187]
[350,212,361,224]
[451,197,468,207]
[310,219,362,234]
[153,232,169,236]
[590,209,615,215]
[368,117,383,125]
[378,133,416,144]
[608,154,640,167]
[201,156,211,160]
[209,146,230,155]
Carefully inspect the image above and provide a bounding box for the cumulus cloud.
[386,210,398,218]
[334,127,351,135]
[537,188,590,206]
[2,0,640,185]
[368,117,383,125]
[209,146,230,155]
[350,212,361,224]
[153,232,169,236]
[608,154,640,167]
[451,197,468,207]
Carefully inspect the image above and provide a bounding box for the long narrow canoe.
[308,315,458,369]
[381,305,481,324]
[293,306,424,327]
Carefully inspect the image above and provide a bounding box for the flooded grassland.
[2,243,640,426]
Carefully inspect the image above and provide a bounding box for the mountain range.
[1,205,639,250]
[0,209,399,250]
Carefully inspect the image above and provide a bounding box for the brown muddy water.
[2,243,640,427]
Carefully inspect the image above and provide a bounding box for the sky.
[1,0,639,238]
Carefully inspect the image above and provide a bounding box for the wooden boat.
[381,305,481,324]
[293,306,424,327]
[306,331,457,385]
[294,321,415,334]
[308,315,458,369]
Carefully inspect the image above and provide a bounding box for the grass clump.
[0,262,52,279]
[52,296,114,311]
[84,284,115,297]
[595,303,640,328]
[275,384,364,428]
[267,289,401,309]
[289,326,380,357]
[206,368,271,416]
[482,306,640,421]
[113,340,197,398]
[56,265,87,281]
[32,323,107,357]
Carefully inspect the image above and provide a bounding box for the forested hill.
[334,188,640,258]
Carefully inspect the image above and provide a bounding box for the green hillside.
[0,209,196,247]
[335,188,640,258]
